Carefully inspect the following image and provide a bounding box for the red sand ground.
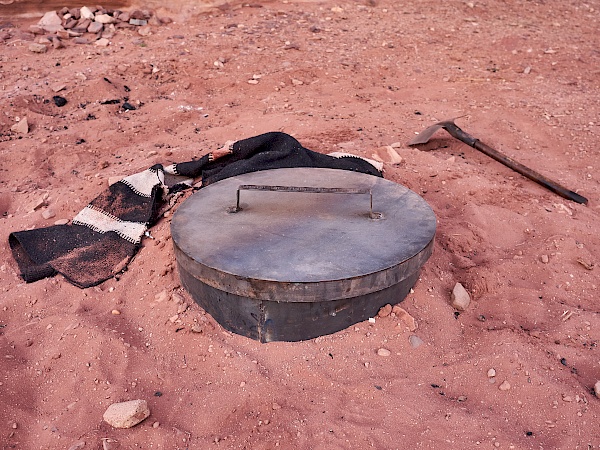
[1,1,599,448]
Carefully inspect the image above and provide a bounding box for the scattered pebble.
[51,36,65,49]
[540,254,549,264]
[377,304,392,318]
[451,282,471,311]
[409,335,423,348]
[29,197,46,211]
[67,441,86,450]
[154,290,169,303]
[95,38,110,47]
[379,145,403,164]
[594,380,600,398]
[392,305,417,331]
[576,258,594,270]
[11,117,29,134]
[80,6,95,20]
[29,43,48,53]
[487,368,496,378]
[499,380,511,391]
[95,13,116,24]
[111,309,121,315]
[103,399,150,428]
[152,421,160,428]
[272,402,281,410]
[42,209,56,220]
[377,348,391,357]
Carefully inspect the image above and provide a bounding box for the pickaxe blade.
[408,119,459,146]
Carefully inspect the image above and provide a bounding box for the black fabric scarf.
[9,132,383,288]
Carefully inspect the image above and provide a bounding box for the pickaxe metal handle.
[409,119,588,205]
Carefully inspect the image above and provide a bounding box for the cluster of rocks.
[28,5,170,52]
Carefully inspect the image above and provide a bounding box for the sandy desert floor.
[1,0,599,448]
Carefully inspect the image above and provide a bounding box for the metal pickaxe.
[408,118,588,205]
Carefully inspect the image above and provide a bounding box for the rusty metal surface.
[172,168,436,303]
[171,168,436,341]
[178,264,420,343]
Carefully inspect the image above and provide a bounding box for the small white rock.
[499,380,511,391]
[80,6,95,20]
[95,14,117,24]
[103,399,150,428]
[384,146,403,164]
[487,368,496,378]
[409,335,423,348]
[540,254,549,264]
[377,348,391,357]
[594,380,600,397]
[42,209,56,220]
[11,117,29,134]
[451,282,471,311]
[95,38,110,47]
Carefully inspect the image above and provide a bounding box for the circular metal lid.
[171,168,436,302]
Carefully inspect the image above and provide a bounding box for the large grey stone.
[80,6,95,20]
[38,11,64,33]
[95,14,117,24]
[87,22,104,34]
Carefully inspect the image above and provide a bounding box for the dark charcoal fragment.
[122,102,136,111]
[53,96,67,107]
